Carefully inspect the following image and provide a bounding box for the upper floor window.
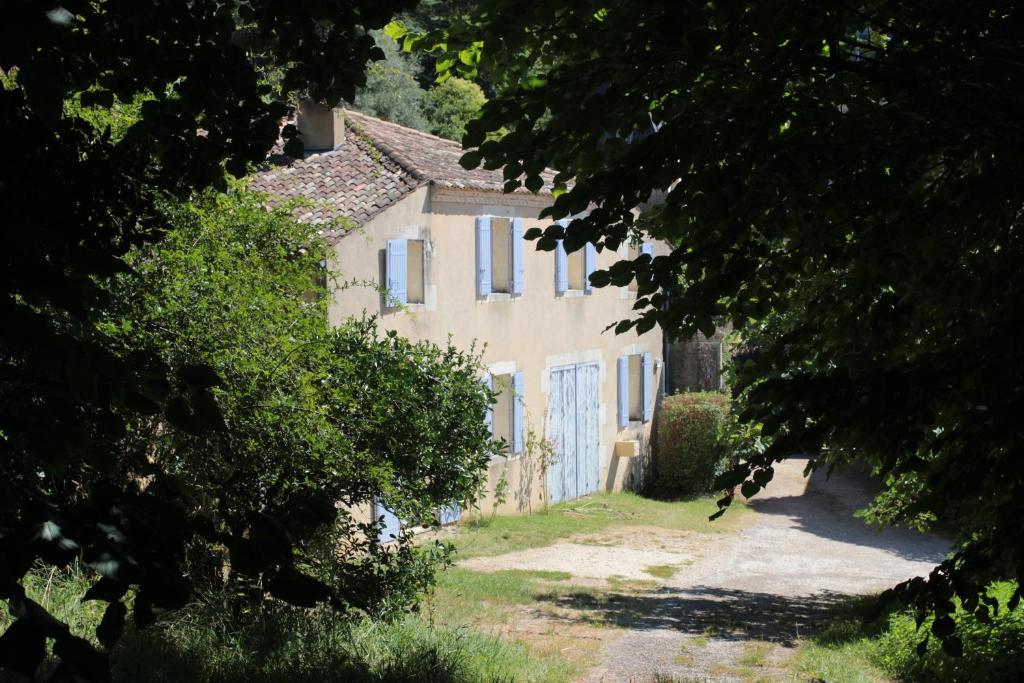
[627,241,654,293]
[476,216,525,297]
[385,238,425,306]
[556,240,598,295]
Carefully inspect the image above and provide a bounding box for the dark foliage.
[398,0,1024,654]
[1,1,417,679]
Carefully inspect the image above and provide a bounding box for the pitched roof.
[250,109,554,241]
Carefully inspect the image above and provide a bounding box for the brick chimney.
[296,100,344,152]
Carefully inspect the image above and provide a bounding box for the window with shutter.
[478,215,523,298]
[555,240,569,294]
[385,238,426,306]
[642,352,654,422]
[385,239,408,306]
[491,373,514,456]
[617,356,629,429]
[483,373,494,434]
[619,352,653,426]
[512,217,525,295]
[584,243,597,293]
[627,242,640,293]
[512,371,525,454]
[491,218,512,293]
[476,216,492,297]
[406,239,424,304]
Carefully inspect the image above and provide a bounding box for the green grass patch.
[792,583,1024,683]
[737,641,773,668]
[454,491,748,560]
[1,566,575,683]
[606,576,659,591]
[643,564,679,580]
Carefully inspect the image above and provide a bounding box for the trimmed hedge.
[654,392,732,495]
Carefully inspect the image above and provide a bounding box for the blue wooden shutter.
[439,502,461,525]
[476,216,492,297]
[375,498,401,544]
[584,242,597,294]
[483,373,493,434]
[385,239,408,305]
[641,242,654,259]
[642,352,654,422]
[555,240,569,294]
[511,217,525,295]
[617,356,629,428]
[512,371,525,454]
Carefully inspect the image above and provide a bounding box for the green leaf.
[95,602,126,649]
[931,614,956,638]
[941,635,963,658]
[0,621,47,678]
[178,364,220,388]
[459,150,482,169]
[266,567,331,608]
[82,577,129,603]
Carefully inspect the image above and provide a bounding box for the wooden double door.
[546,363,601,504]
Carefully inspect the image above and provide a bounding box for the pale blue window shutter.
[375,498,401,544]
[617,356,629,428]
[385,239,408,305]
[512,217,525,295]
[555,240,569,294]
[584,242,597,294]
[483,374,494,434]
[642,352,654,422]
[641,242,654,259]
[512,371,525,454]
[439,502,461,525]
[476,216,492,297]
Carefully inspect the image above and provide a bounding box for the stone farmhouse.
[251,104,667,535]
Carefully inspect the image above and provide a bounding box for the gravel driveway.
[581,458,948,682]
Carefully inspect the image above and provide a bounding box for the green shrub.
[872,582,1024,682]
[796,585,1024,683]
[1,567,555,683]
[654,392,732,495]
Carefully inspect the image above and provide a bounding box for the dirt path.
[455,458,947,681]
[580,459,947,682]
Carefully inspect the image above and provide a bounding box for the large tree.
[1,1,422,679]
[394,0,1024,654]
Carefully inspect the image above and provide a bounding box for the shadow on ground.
[744,463,947,564]
[535,586,849,646]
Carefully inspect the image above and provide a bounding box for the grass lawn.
[1,491,748,683]
[416,490,751,681]
[449,490,750,560]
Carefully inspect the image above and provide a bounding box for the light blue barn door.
[576,364,601,495]
[547,363,600,504]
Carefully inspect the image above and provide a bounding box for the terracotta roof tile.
[250,110,555,242]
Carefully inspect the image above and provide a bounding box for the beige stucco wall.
[329,185,666,515]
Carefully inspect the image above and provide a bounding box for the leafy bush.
[98,189,497,618]
[0,567,545,683]
[653,392,732,495]
[872,582,1024,682]
[796,585,1024,683]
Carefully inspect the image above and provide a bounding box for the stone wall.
[667,326,730,394]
